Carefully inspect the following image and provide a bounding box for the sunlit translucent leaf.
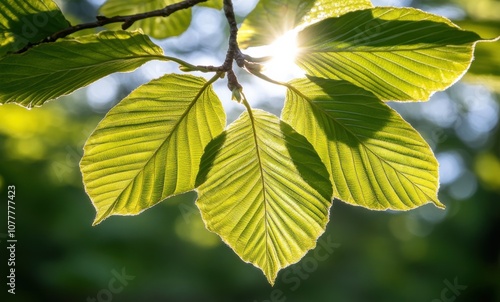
[196,109,332,285]
[301,0,373,25]
[238,0,372,48]
[99,0,191,39]
[282,77,444,211]
[455,20,500,90]
[0,0,70,56]
[0,30,166,108]
[81,74,225,225]
[296,7,484,101]
[198,0,223,10]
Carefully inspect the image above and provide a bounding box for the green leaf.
[301,0,373,25]
[99,0,192,39]
[296,7,484,102]
[0,30,166,108]
[282,77,444,211]
[198,0,223,10]
[0,0,70,57]
[465,38,500,92]
[196,109,333,285]
[455,20,500,90]
[81,74,225,225]
[238,0,372,49]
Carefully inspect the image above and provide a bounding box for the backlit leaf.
[0,0,69,56]
[282,77,444,211]
[0,30,166,108]
[81,74,226,225]
[296,7,484,101]
[301,0,373,25]
[99,0,192,39]
[238,0,372,48]
[196,109,332,284]
[455,20,500,90]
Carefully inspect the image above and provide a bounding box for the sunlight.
[246,29,305,82]
[266,30,300,74]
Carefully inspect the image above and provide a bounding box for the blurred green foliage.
[1,0,499,301]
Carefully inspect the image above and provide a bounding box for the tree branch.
[221,0,244,69]
[17,0,208,53]
[186,0,246,93]
[16,0,249,95]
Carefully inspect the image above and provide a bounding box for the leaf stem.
[165,56,213,73]
[243,54,273,63]
[240,91,252,113]
[245,67,290,88]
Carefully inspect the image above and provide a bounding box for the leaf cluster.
[0,0,498,284]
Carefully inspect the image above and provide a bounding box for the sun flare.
[246,30,305,81]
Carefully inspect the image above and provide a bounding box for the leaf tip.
[261,265,280,286]
[433,199,446,210]
[92,215,105,226]
[92,208,111,226]
[266,274,277,286]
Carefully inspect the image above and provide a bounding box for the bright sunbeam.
[246,29,304,82]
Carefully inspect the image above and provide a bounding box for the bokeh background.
[1,0,499,301]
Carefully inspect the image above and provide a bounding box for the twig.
[16,0,208,53]
[221,0,244,69]
[15,0,252,95]
[192,0,245,73]
[185,0,246,92]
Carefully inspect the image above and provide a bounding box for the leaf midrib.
[245,109,272,274]
[289,86,435,203]
[4,55,167,82]
[299,44,470,55]
[100,78,213,220]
